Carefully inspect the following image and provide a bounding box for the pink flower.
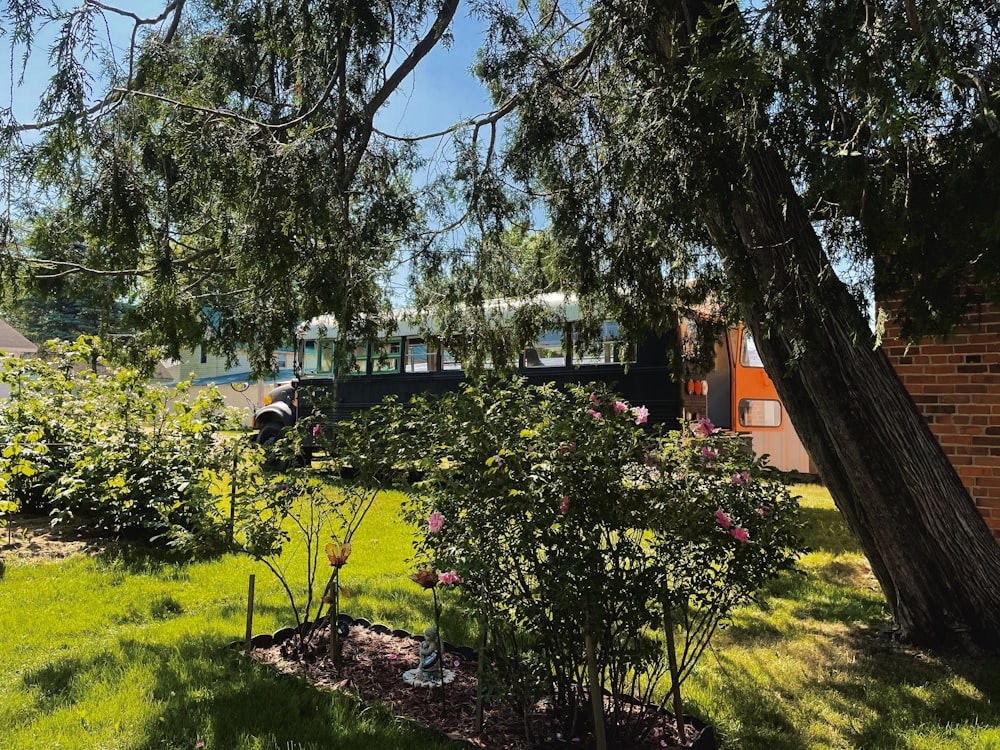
[560,495,571,515]
[454,659,461,667]
[693,417,717,437]
[731,527,749,543]
[312,424,321,437]
[387,653,398,660]
[438,570,461,585]
[587,408,603,420]
[757,504,769,516]
[714,508,733,529]
[427,512,445,533]
[195,744,205,749]
[614,400,628,415]
[731,471,749,486]
[701,447,717,459]
[633,405,649,425]
[589,392,600,406]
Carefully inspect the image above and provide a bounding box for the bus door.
[731,325,813,474]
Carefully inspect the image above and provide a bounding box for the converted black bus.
[255,295,704,439]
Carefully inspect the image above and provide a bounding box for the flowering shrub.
[373,378,802,745]
[0,338,244,554]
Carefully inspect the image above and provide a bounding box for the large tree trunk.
[708,144,1000,650]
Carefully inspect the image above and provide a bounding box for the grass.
[0,487,453,750]
[680,485,1000,749]
[2,484,999,749]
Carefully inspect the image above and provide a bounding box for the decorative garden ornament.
[402,626,456,687]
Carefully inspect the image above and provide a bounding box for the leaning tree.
[424,0,1000,650]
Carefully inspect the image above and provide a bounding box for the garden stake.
[244,574,255,651]
[228,440,238,546]
[327,566,341,667]
[661,593,686,744]
[585,632,608,750]
[473,614,487,733]
[432,585,445,714]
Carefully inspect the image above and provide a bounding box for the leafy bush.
[0,338,248,553]
[371,378,803,746]
[233,407,397,651]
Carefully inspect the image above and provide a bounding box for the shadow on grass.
[796,505,861,556]
[827,630,1000,748]
[138,637,457,750]
[23,634,455,750]
[703,628,1000,750]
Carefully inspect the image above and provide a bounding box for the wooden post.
[244,574,256,650]
[473,616,487,733]
[662,592,686,744]
[585,632,607,750]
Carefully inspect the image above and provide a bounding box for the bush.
[0,338,249,553]
[374,378,804,746]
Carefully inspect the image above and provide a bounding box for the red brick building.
[879,302,1000,541]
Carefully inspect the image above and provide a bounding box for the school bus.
[253,295,813,474]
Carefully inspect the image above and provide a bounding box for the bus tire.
[257,423,288,469]
[257,422,283,448]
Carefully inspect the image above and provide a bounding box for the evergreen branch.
[13,0,187,133]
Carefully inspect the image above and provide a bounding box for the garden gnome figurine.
[419,626,443,681]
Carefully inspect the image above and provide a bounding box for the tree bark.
[707,143,1000,650]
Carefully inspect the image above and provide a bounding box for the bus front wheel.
[257,423,287,469]
[257,422,283,448]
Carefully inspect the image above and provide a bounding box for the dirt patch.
[251,623,712,749]
[0,513,101,562]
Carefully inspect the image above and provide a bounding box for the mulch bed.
[248,619,714,749]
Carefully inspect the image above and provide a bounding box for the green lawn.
[1,484,998,749]
[0,488,453,750]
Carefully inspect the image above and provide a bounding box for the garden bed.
[245,616,716,750]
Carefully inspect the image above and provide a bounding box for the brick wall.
[880,302,1000,541]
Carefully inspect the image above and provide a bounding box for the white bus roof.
[296,293,590,341]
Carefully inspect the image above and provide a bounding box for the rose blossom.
[714,508,733,529]
[427,512,445,533]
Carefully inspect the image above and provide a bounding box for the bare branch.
[344,0,461,183]
[83,0,183,27]
[111,88,282,142]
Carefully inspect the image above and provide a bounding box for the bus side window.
[523,329,566,368]
[405,339,430,372]
[738,398,782,427]
[372,338,402,373]
[741,331,765,368]
[348,343,369,375]
[575,321,631,365]
[318,341,334,373]
[300,341,318,374]
[442,347,462,371]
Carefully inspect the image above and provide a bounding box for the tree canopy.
[2,0,460,371]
